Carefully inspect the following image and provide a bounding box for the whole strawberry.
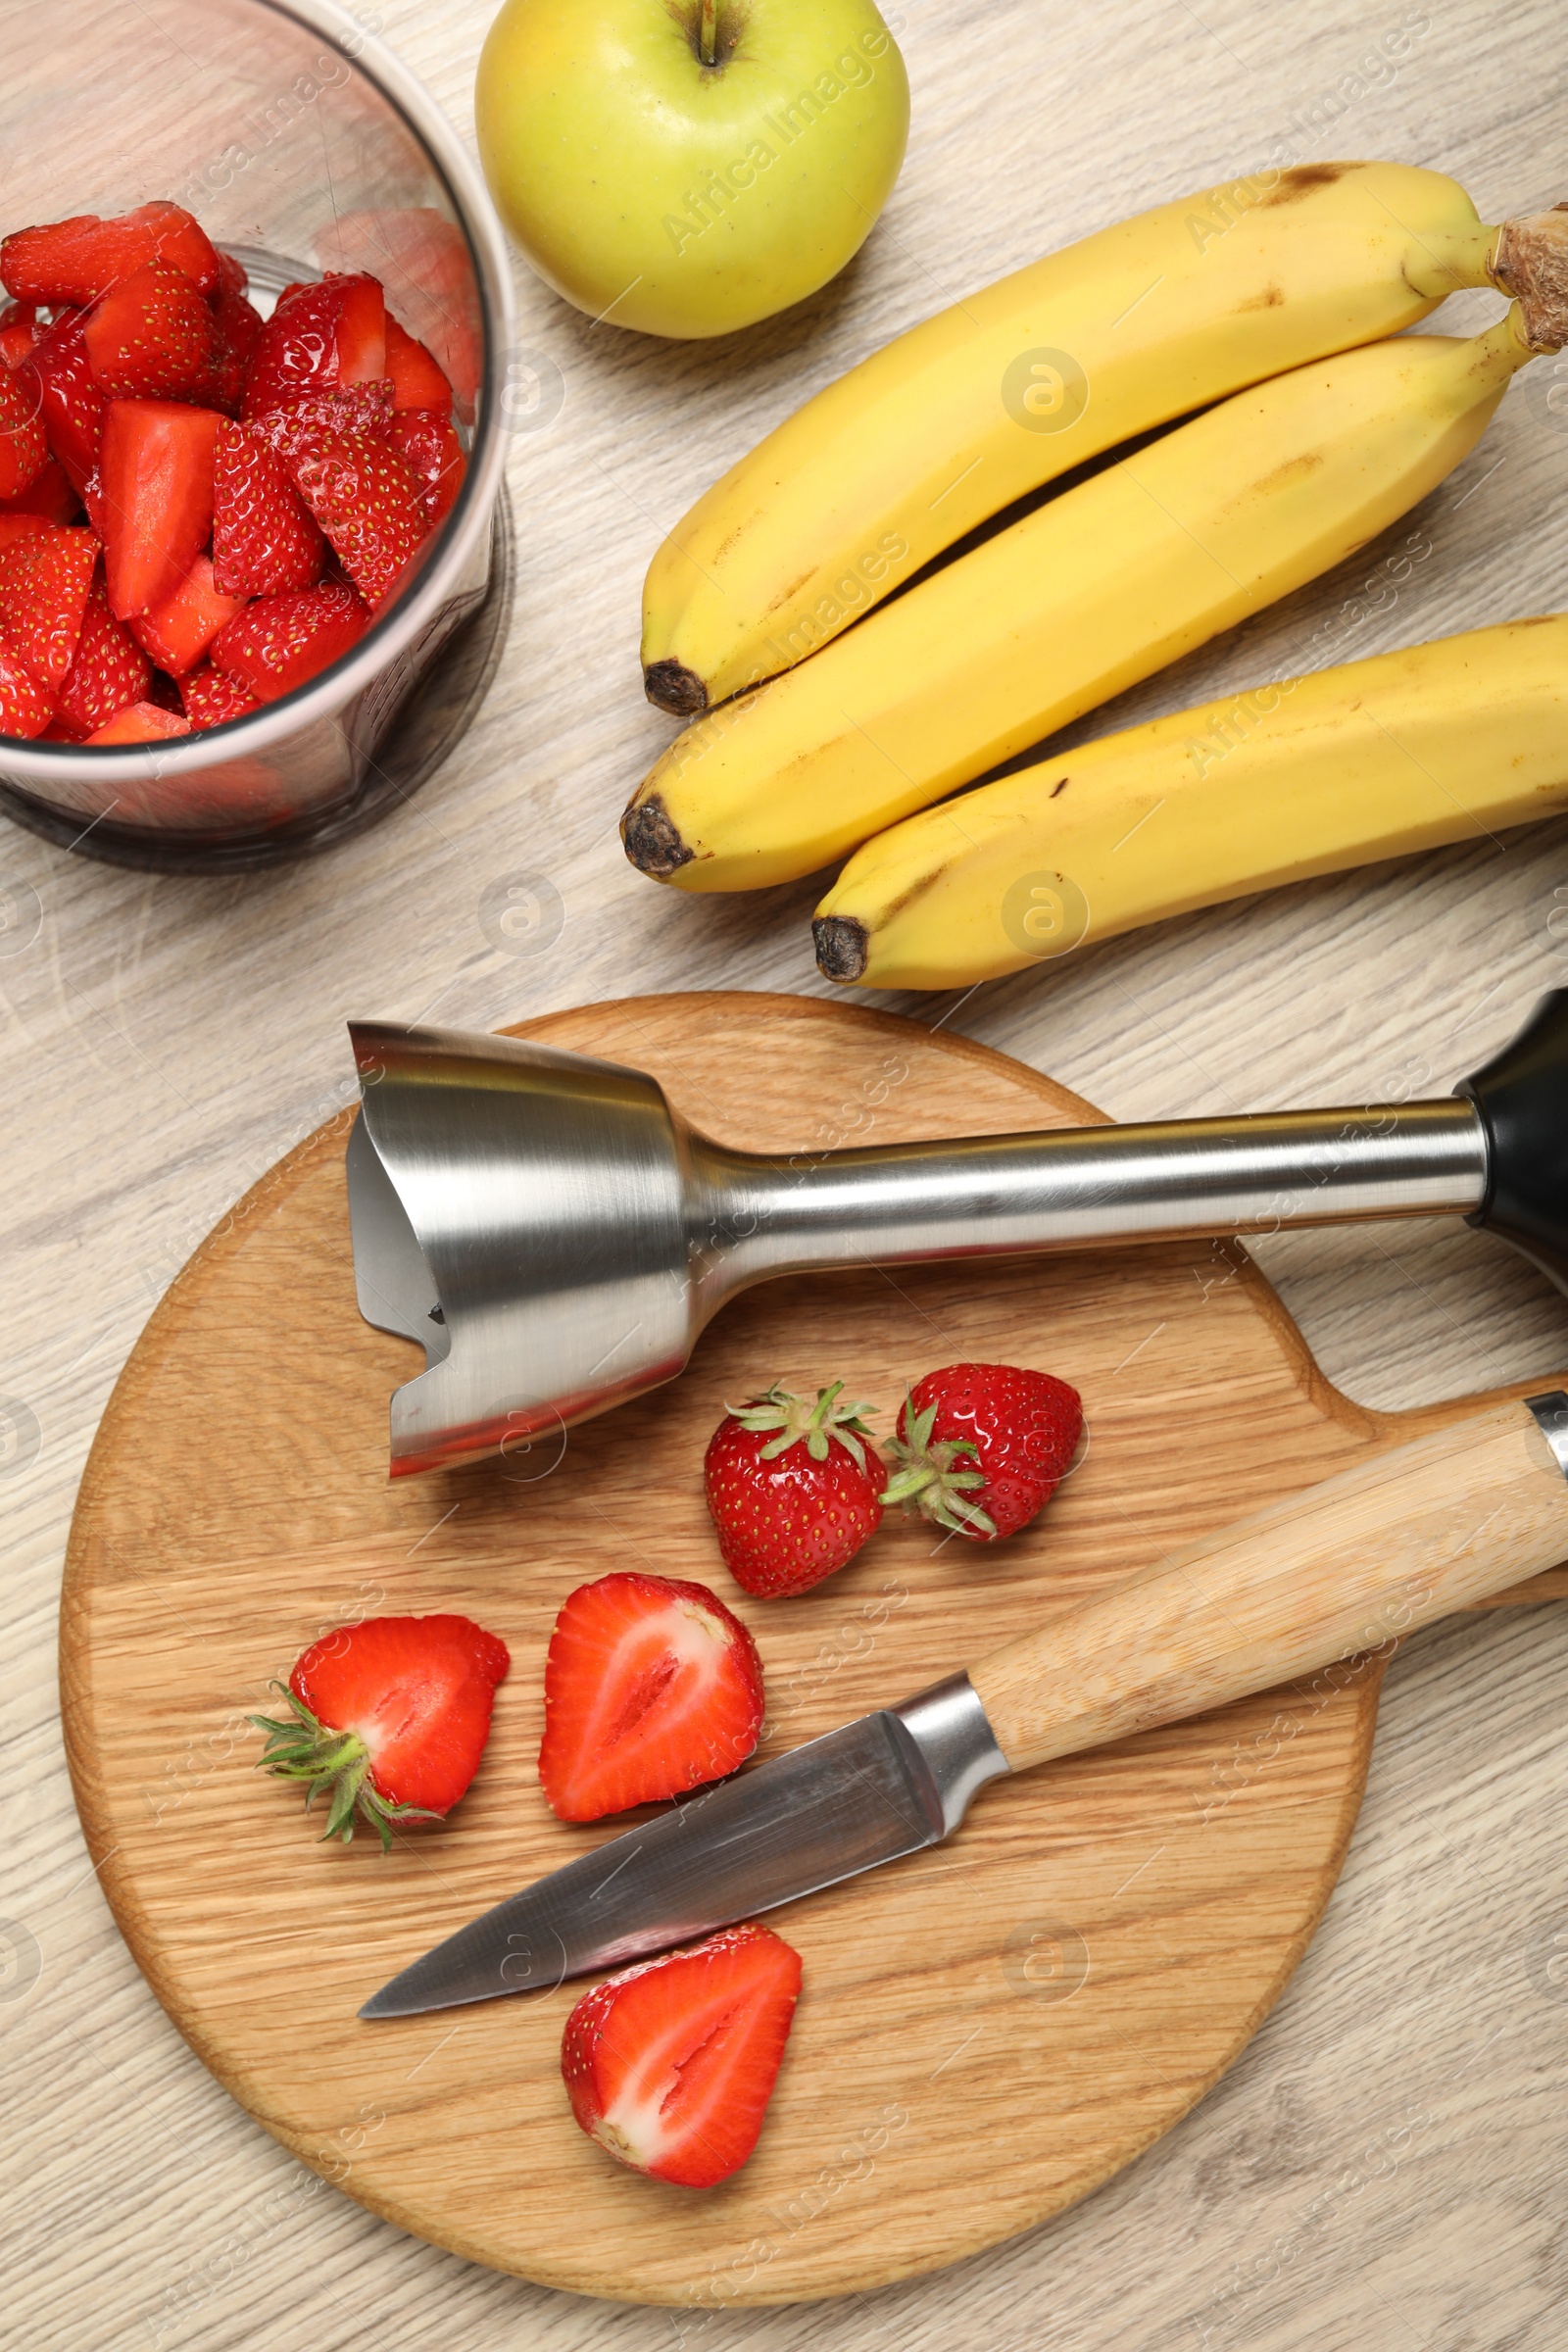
[705,1380,883,1597]
[882,1362,1083,1542]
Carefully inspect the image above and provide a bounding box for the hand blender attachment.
[344,994,1568,1476]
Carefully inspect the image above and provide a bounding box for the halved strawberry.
[384,313,453,414]
[1,457,80,525]
[211,419,325,596]
[539,1572,764,1823]
[129,553,245,677]
[1,201,220,305]
[0,522,98,686]
[83,262,214,400]
[0,301,38,371]
[562,1923,803,2188]
[85,700,192,745]
[210,579,369,702]
[56,578,153,736]
[249,379,394,463]
[181,662,261,731]
[23,312,104,496]
[202,287,264,415]
[98,399,223,618]
[252,1611,511,1846]
[388,411,466,532]
[0,640,53,738]
[291,429,428,609]
[240,273,387,417]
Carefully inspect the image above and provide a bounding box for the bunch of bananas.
[622,161,1568,985]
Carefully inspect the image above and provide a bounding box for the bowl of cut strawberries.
[0,0,514,868]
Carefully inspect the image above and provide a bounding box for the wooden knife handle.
[967,1396,1568,1775]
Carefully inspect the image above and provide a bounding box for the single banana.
[810,615,1568,988]
[639,163,1567,716]
[623,303,1554,894]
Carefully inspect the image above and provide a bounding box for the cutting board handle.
[968,1393,1568,1775]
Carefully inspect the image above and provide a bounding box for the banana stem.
[1491,206,1568,350]
[699,0,717,66]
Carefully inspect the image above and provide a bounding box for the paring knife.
[361,1390,1568,2020]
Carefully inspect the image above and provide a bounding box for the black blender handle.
[1458,990,1568,1295]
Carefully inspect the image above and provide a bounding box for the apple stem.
[699,0,717,66]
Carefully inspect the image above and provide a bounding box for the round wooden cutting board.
[59,992,1567,2307]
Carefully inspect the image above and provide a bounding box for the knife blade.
[360,1695,973,2018]
[361,1394,1568,2023]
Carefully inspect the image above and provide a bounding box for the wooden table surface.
[7,0,1568,2344]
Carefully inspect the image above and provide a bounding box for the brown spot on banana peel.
[813,915,870,982]
[1492,207,1568,351]
[1257,163,1352,206]
[1235,282,1286,311]
[621,794,696,878]
[644,659,709,716]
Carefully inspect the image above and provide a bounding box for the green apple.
[474,0,909,339]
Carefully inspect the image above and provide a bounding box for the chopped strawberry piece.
[539,1573,764,1822]
[0,639,53,738]
[215,249,249,298]
[210,579,369,702]
[563,1924,803,2188]
[85,700,193,744]
[1,201,220,305]
[128,552,245,677]
[388,411,466,531]
[0,301,38,371]
[240,273,387,417]
[291,429,428,608]
[0,522,98,686]
[56,578,153,735]
[24,312,105,496]
[1,457,80,525]
[253,1611,511,1844]
[0,514,47,556]
[211,419,325,596]
[98,399,223,619]
[181,662,261,731]
[383,313,453,414]
[249,379,394,461]
[84,262,213,400]
[0,365,47,501]
[201,287,264,415]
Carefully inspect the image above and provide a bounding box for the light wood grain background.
[6,0,1568,2344]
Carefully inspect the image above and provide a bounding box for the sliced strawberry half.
[85,701,192,745]
[248,378,395,462]
[252,1611,511,1845]
[562,1923,803,2188]
[0,301,38,372]
[388,411,466,532]
[0,522,98,687]
[56,578,153,736]
[1,201,220,305]
[23,312,105,496]
[291,429,428,609]
[212,419,325,596]
[210,578,369,702]
[181,662,261,731]
[98,399,223,618]
[83,261,214,400]
[129,553,245,677]
[539,1572,764,1823]
[240,273,387,417]
[384,313,453,414]
[0,640,53,739]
